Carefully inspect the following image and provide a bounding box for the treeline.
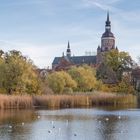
[0,49,135,95]
[47,50,135,94]
[47,66,135,94]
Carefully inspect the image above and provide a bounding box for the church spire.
[68,41,70,49]
[66,41,71,57]
[107,12,110,21]
[105,11,111,31]
[101,12,115,53]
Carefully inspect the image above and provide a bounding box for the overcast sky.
[0,0,139,68]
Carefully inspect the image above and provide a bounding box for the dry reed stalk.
[0,93,137,110]
[0,95,33,109]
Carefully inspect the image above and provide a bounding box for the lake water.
[0,106,140,140]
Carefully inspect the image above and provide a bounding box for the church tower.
[66,41,71,57]
[101,12,115,51]
[97,12,116,64]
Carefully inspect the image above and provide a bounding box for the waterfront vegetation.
[47,50,135,94]
[0,93,137,109]
[0,49,138,109]
[0,49,135,96]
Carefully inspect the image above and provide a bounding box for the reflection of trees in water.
[96,115,127,140]
[0,110,37,140]
[43,114,94,121]
[0,110,37,123]
[95,104,137,111]
[0,109,134,140]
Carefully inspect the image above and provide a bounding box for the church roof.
[102,31,115,38]
[52,55,96,65]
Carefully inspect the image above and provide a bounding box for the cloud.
[82,0,121,12]
[0,40,67,68]
[111,18,140,63]
[0,0,139,68]
[119,10,140,22]
[0,36,101,68]
[82,0,140,23]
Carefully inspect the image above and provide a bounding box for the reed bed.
[33,93,137,109]
[0,93,137,109]
[0,95,33,109]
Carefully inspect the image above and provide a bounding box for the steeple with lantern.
[96,12,118,64]
[101,12,115,51]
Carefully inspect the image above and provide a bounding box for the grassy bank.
[0,93,137,109]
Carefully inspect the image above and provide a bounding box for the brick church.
[52,13,118,70]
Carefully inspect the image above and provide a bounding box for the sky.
[0,0,139,68]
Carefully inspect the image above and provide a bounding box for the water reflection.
[0,107,140,140]
[0,110,37,140]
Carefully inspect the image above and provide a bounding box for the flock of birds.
[7,115,122,137]
[46,119,78,136]
[7,115,77,137]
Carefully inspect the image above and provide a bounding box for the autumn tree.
[0,50,41,94]
[47,71,77,94]
[116,75,135,94]
[68,65,98,91]
[97,50,133,83]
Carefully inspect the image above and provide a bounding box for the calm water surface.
[0,106,140,140]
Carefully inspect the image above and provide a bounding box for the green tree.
[97,50,133,83]
[106,50,132,80]
[96,62,118,84]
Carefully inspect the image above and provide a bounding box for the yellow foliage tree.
[47,71,77,94]
[68,65,98,91]
[0,50,41,95]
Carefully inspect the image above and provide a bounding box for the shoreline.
[0,93,137,110]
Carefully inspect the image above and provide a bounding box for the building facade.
[52,13,118,70]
